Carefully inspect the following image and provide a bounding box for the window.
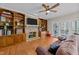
[53,20,79,36]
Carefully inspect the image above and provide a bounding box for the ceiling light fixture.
[47,10,50,13]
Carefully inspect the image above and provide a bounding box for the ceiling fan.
[39,3,60,15]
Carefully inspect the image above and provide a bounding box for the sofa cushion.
[48,45,59,55]
[36,47,51,55]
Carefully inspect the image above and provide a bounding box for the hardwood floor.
[0,36,58,55]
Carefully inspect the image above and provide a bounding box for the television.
[27,18,37,25]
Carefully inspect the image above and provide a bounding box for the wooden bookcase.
[0,8,26,47]
[38,18,48,37]
[0,8,13,35]
[13,12,25,34]
[38,18,47,31]
[0,8,25,36]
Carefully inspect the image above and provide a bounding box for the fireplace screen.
[29,32,36,38]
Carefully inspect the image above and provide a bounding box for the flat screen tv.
[27,18,37,25]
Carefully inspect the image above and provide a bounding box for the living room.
[0,3,79,55]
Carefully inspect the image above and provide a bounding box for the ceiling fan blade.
[42,4,48,10]
[39,10,45,12]
[50,10,57,12]
[49,3,60,9]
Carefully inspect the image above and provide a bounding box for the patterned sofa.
[36,35,78,55]
[56,35,78,55]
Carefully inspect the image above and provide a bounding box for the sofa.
[36,35,78,55]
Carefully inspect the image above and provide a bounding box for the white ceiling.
[0,3,79,19]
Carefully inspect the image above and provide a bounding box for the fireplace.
[25,25,39,41]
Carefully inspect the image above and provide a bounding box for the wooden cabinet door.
[14,34,23,43]
[0,37,6,47]
[6,36,14,46]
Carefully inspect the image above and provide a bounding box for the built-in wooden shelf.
[0,8,26,47]
[0,7,48,47]
[0,8,25,36]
